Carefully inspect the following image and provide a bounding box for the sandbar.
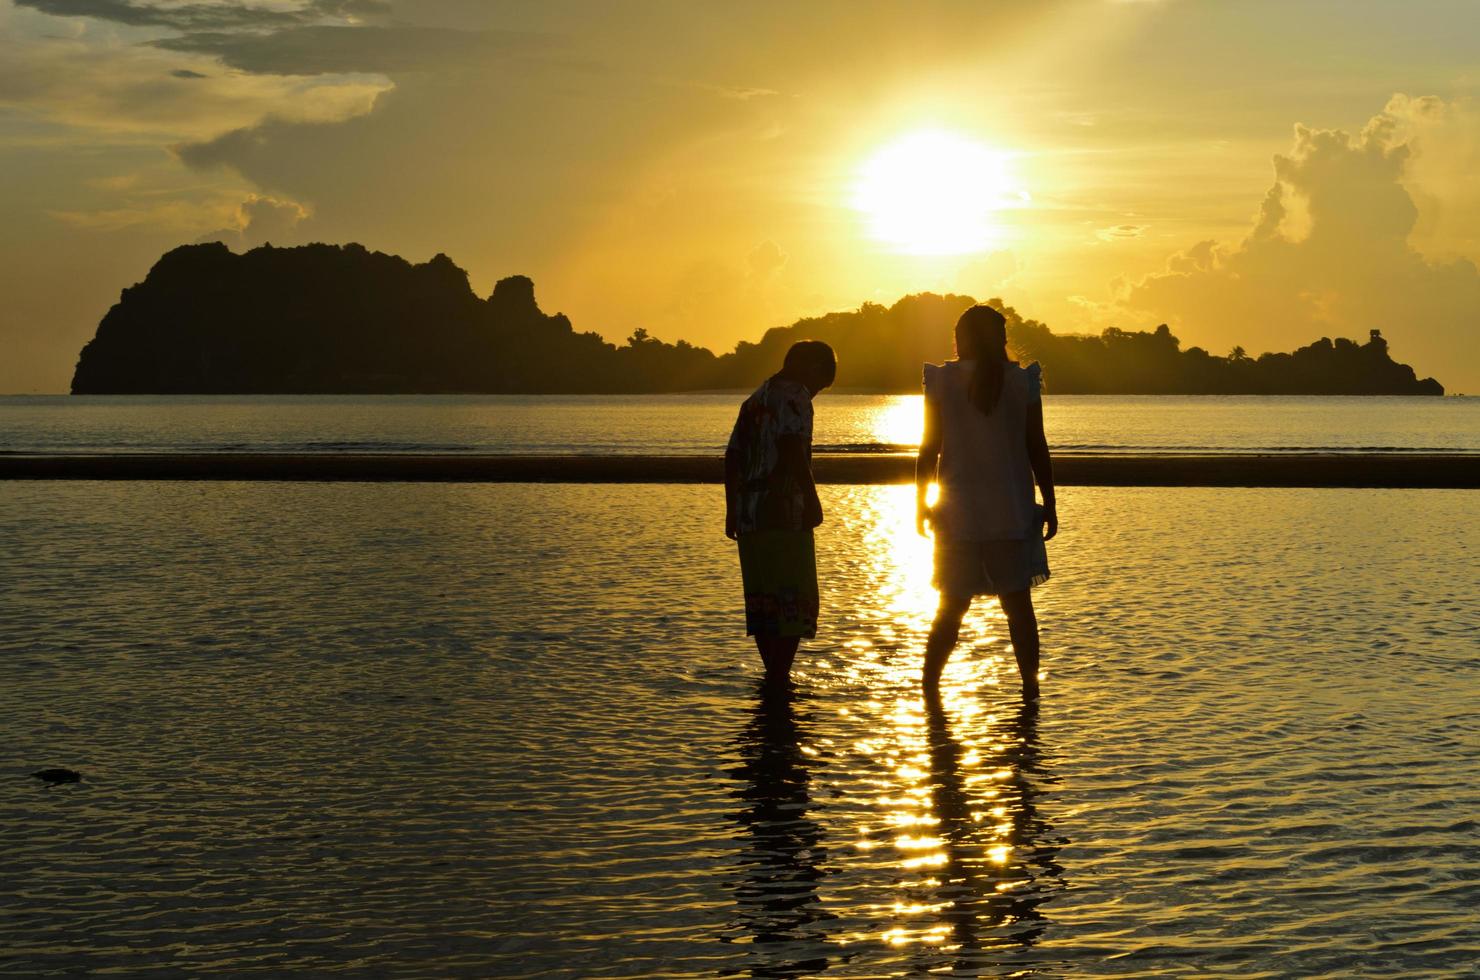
[0,453,1475,488]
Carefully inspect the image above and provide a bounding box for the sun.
[853,129,1020,256]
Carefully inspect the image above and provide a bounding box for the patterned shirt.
[725,376,814,534]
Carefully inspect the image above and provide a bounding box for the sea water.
[2,482,1476,977]
[2,393,1477,455]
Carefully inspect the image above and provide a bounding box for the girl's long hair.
[955,305,1010,416]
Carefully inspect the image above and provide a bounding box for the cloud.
[4,0,422,139]
[956,250,1020,293]
[14,0,389,32]
[83,173,140,191]
[747,240,786,279]
[0,21,390,139]
[1388,94,1480,261]
[19,0,547,78]
[1113,95,1480,389]
[196,193,312,247]
[48,197,235,232]
[679,80,783,102]
[47,182,308,243]
[153,24,544,76]
[1097,223,1147,240]
[237,193,310,244]
[163,47,765,274]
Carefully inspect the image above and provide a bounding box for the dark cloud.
[154,24,542,76]
[15,0,388,32]
[20,0,544,78]
[170,68,209,79]
[176,124,282,175]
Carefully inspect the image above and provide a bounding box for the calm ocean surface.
[3,481,1477,977]
[2,393,1477,455]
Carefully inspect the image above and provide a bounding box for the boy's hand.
[804,494,823,528]
[725,509,738,540]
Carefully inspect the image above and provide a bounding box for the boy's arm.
[724,422,744,539]
[724,443,741,539]
[776,435,821,527]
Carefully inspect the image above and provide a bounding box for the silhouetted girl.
[725,341,837,685]
[916,306,1057,699]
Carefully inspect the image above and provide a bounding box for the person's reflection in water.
[722,682,836,978]
[918,696,1067,973]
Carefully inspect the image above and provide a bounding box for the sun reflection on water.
[814,485,1066,965]
[864,396,924,449]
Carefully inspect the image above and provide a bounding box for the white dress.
[922,359,1050,595]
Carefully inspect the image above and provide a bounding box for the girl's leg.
[755,636,801,685]
[769,636,800,680]
[997,589,1041,699]
[923,592,973,688]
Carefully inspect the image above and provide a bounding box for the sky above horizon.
[2,0,1478,393]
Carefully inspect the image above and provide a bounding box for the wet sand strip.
[1,453,1476,487]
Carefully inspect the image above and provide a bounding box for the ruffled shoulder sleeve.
[1024,361,1043,402]
[922,362,943,401]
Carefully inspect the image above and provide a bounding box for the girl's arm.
[915,397,942,536]
[1026,400,1058,540]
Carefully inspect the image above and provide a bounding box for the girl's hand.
[1041,502,1058,541]
[916,500,933,537]
[725,509,738,540]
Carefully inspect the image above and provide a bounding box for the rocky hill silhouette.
[71,243,1444,395]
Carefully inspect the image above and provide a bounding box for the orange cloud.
[1114,95,1480,390]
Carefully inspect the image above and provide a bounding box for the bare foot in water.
[922,678,944,710]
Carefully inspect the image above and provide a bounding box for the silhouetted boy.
[725,341,837,685]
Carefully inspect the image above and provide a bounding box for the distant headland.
[71,243,1444,395]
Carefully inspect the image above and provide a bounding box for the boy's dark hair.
[783,340,837,385]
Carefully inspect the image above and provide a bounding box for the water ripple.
[1,483,1476,977]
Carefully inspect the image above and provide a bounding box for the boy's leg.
[998,589,1041,699]
[923,593,972,688]
[753,637,773,674]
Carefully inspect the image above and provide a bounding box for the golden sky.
[2,0,1478,392]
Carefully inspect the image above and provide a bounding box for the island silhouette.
[71,242,1444,395]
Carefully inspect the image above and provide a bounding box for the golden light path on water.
[811,485,1056,956]
[855,396,925,448]
[5,479,1476,976]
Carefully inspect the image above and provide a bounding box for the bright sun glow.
[853,129,1021,255]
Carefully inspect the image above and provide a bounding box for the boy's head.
[781,340,837,395]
